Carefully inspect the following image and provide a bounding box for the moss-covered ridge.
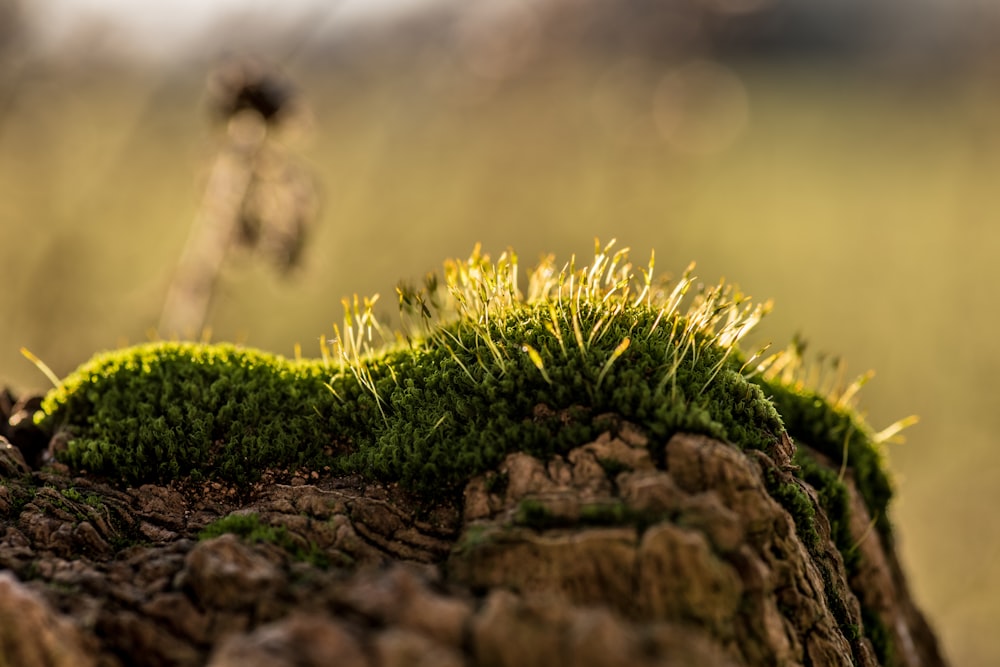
[40,342,335,484]
[36,241,911,667]
[39,242,901,530]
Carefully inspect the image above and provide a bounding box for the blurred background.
[2,0,999,662]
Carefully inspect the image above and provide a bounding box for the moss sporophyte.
[37,240,911,533]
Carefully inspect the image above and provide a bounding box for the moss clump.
[40,245,791,498]
[795,446,899,666]
[59,487,105,510]
[199,512,328,567]
[578,501,632,526]
[513,498,560,529]
[512,499,637,529]
[483,470,509,495]
[325,300,785,495]
[756,379,894,539]
[37,243,901,531]
[794,448,855,569]
[3,483,37,517]
[37,242,906,665]
[765,471,820,549]
[42,343,336,487]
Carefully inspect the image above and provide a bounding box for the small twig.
[159,58,315,337]
[159,112,268,336]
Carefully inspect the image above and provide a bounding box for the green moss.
[60,487,104,510]
[41,342,336,488]
[323,302,786,496]
[35,245,903,662]
[795,447,898,665]
[39,305,787,497]
[763,470,820,550]
[795,449,855,570]
[3,482,37,516]
[596,457,631,479]
[199,512,329,567]
[578,500,631,526]
[863,606,897,667]
[513,498,560,529]
[754,379,893,539]
[455,524,493,552]
[484,470,509,495]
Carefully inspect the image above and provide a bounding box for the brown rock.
[179,534,285,610]
[462,474,505,521]
[0,423,946,667]
[502,452,562,499]
[338,565,473,647]
[207,614,368,667]
[617,469,686,512]
[0,437,30,477]
[843,470,947,667]
[577,429,655,472]
[636,522,743,632]
[97,608,204,667]
[0,572,97,667]
[470,589,740,667]
[141,592,211,644]
[450,526,638,611]
[470,589,579,667]
[373,629,465,667]
[129,485,189,530]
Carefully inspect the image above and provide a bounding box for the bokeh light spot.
[652,60,750,156]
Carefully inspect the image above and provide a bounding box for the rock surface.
[0,392,946,667]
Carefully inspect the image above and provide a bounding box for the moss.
[41,342,336,488]
[44,487,87,522]
[795,447,898,665]
[762,470,820,550]
[39,304,787,497]
[60,487,83,503]
[753,379,894,539]
[578,500,631,525]
[323,302,786,496]
[513,499,560,529]
[863,605,897,667]
[199,512,329,567]
[3,482,37,517]
[59,487,102,510]
[484,470,509,495]
[596,457,631,479]
[795,449,856,570]
[454,524,494,553]
[36,245,902,661]
[36,247,798,495]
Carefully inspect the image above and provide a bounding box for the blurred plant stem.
[159,58,315,337]
[159,111,267,336]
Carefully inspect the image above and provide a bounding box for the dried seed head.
[206,56,298,125]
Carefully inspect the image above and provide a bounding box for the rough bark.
[0,399,946,667]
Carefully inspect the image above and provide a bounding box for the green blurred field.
[2,56,999,665]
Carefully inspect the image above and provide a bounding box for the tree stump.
[0,411,945,667]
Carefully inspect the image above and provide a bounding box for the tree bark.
[0,414,946,666]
